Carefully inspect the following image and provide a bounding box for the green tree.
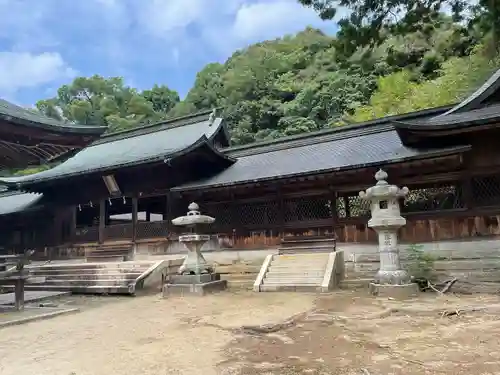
[36,75,179,132]
[142,84,179,114]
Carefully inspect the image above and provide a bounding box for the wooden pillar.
[98,199,106,244]
[165,192,172,232]
[132,197,138,242]
[70,206,77,242]
[277,185,284,238]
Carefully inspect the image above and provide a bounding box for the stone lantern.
[359,169,418,298]
[162,202,227,297]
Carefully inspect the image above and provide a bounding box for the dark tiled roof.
[0,191,42,215]
[394,103,500,129]
[222,104,452,155]
[0,109,227,185]
[440,68,500,115]
[174,127,469,191]
[0,99,106,135]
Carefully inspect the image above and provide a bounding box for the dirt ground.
[1,291,500,375]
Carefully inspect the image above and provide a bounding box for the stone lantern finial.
[374,169,388,184]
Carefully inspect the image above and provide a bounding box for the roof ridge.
[228,125,395,157]
[223,104,453,155]
[97,108,219,140]
[0,99,106,133]
[438,68,500,116]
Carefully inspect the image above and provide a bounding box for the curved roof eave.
[438,68,500,116]
[0,132,235,189]
[0,112,106,136]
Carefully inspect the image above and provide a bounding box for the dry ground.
[1,291,500,375]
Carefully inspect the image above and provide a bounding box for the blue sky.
[0,0,339,106]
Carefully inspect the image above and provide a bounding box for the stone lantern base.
[369,282,419,299]
[162,273,227,297]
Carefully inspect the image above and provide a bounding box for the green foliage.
[32,5,494,146]
[11,165,52,176]
[405,244,436,286]
[347,44,500,122]
[36,75,180,132]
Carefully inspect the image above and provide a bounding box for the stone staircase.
[3,259,182,295]
[254,252,344,292]
[279,235,336,254]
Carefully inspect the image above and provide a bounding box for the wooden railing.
[103,223,134,241]
[72,221,171,244]
[74,226,99,243]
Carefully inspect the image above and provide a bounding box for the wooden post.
[70,206,77,242]
[165,191,172,233]
[14,278,25,311]
[98,199,105,244]
[329,187,338,227]
[132,197,138,242]
[277,185,284,238]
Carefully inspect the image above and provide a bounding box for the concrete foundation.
[369,282,419,299]
[162,273,227,297]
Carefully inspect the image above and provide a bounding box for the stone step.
[28,261,155,272]
[273,253,329,260]
[262,279,322,285]
[39,279,132,287]
[271,257,329,265]
[14,284,133,294]
[265,270,325,277]
[339,278,373,289]
[267,266,326,274]
[220,274,258,282]
[270,261,328,268]
[40,273,142,281]
[29,267,149,275]
[264,274,324,281]
[259,284,321,292]
[279,245,334,253]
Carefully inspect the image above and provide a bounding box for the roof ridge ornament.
[208,108,217,125]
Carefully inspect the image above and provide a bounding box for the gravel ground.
[0,291,315,375]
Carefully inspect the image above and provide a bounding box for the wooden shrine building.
[2,68,500,256]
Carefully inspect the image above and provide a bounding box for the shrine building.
[2,69,500,259]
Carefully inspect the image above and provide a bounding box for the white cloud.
[0,52,76,96]
[232,1,325,41]
[132,0,337,60]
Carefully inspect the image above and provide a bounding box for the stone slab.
[168,273,220,284]
[369,283,419,299]
[162,279,227,297]
[0,290,70,306]
[0,307,79,328]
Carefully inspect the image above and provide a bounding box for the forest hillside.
[35,0,500,146]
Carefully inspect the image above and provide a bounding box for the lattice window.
[203,203,234,228]
[236,201,279,226]
[283,196,331,223]
[346,195,371,218]
[402,184,464,213]
[136,221,169,239]
[472,174,500,207]
[336,197,347,218]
